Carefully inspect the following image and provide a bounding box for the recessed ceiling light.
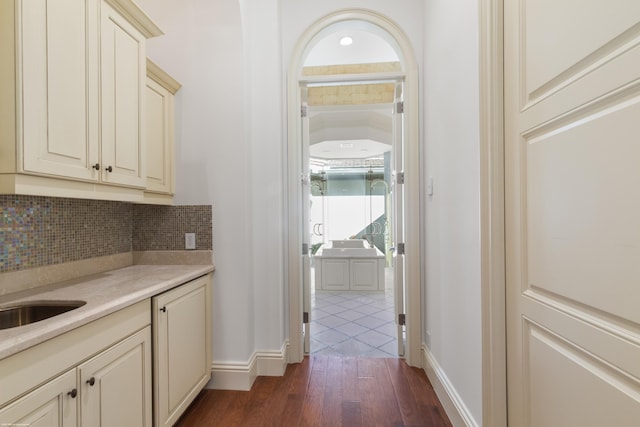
[340,143,354,149]
[339,36,353,46]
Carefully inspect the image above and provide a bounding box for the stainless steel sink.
[0,300,86,330]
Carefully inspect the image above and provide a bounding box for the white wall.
[423,0,483,424]
[136,0,279,364]
[135,0,426,367]
[238,0,287,352]
[280,0,425,68]
[135,6,486,423]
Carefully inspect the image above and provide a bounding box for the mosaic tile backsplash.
[0,195,212,274]
[133,205,212,251]
[0,196,132,273]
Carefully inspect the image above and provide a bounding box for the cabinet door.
[19,0,99,181]
[145,77,173,194]
[0,369,77,427]
[153,275,212,427]
[79,327,152,427]
[350,259,379,291]
[321,259,350,290]
[100,0,146,188]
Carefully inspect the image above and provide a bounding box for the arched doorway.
[286,9,422,366]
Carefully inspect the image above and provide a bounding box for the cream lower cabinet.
[153,274,212,427]
[79,328,152,427]
[0,328,151,427]
[0,369,77,427]
[0,301,151,427]
[314,258,385,291]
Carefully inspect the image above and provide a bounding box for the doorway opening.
[306,91,401,357]
[287,10,421,366]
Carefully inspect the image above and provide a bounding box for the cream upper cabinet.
[153,274,212,427]
[10,0,100,182]
[0,0,162,201]
[144,59,181,203]
[100,1,148,188]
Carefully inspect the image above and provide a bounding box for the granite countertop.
[0,264,214,360]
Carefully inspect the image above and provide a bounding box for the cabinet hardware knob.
[105,166,113,172]
[68,389,78,398]
[92,163,100,170]
[160,306,167,312]
[87,377,96,386]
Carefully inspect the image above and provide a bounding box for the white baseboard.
[207,354,258,391]
[421,345,479,427]
[206,341,289,391]
[256,341,289,376]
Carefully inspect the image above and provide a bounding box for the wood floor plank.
[206,390,250,427]
[176,357,452,427]
[385,358,426,426]
[175,390,236,426]
[237,376,281,425]
[341,400,362,427]
[300,355,328,426]
[256,365,296,426]
[400,360,452,427]
[321,356,344,426]
[280,358,314,426]
[371,358,405,426]
[357,357,374,378]
[341,356,360,401]
[358,375,379,427]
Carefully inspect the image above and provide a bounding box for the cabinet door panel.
[0,369,77,427]
[145,79,171,192]
[154,276,211,427]
[79,327,151,427]
[350,259,378,291]
[101,1,146,188]
[321,259,349,290]
[20,0,98,180]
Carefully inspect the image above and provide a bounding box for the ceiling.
[308,104,392,161]
[304,27,399,67]
[304,27,397,165]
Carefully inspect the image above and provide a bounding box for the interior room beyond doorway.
[305,77,402,357]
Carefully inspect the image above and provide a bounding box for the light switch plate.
[427,176,434,196]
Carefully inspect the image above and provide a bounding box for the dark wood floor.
[176,356,452,427]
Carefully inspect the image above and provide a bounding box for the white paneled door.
[505,1,640,426]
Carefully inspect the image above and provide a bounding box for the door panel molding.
[523,320,640,426]
[506,0,640,424]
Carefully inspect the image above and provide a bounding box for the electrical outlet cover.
[185,233,196,250]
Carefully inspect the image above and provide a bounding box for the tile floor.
[309,270,403,357]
